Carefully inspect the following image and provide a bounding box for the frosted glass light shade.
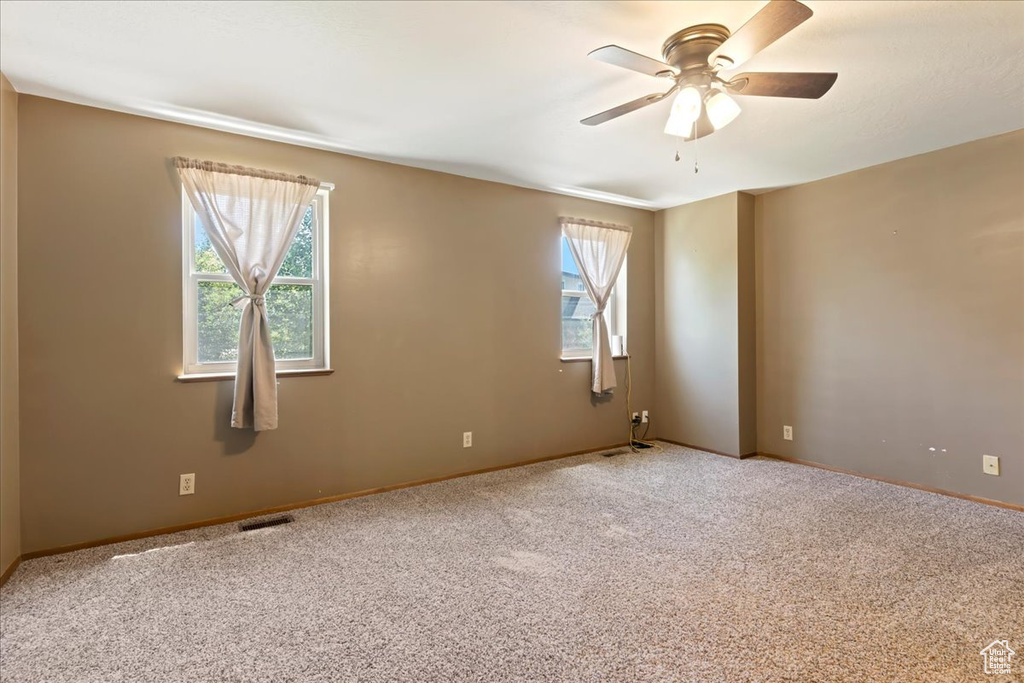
[705,91,741,130]
[670,87,702,122]
[663,87,702,138]
[664,116,694,138]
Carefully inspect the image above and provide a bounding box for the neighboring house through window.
[181,186,330,375]
[560,235,626,358]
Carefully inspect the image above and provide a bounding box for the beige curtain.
[175,157,320,431]
[560,217,632,394]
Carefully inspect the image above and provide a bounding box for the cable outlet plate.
[179,473,195,496]
[983,455,1000,476]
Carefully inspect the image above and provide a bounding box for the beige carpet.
[1,442,1021,682]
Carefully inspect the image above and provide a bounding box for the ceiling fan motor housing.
[662,24,731,80]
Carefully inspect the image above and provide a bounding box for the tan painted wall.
[1,74,20,573]
[756,129,1024,505]
[655,192,755,457]
[736,192,756,457]
[16,96,656,553]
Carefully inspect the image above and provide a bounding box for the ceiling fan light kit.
[705,90,742,130]
[582,0,837,144]
[665,87,742,139]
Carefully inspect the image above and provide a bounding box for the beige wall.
[655,192,755,457]
[16,96,656,554]
[736,192,756,456]
[1,74,20,573]
[756,129,1024,505]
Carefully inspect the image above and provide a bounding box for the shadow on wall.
[214,381,256,455]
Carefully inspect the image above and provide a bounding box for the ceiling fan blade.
[589,45,678,78]
[581,88,676,126]
[727,72,837,98]
[708,0,813,70]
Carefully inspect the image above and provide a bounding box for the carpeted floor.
[1,442,1021,682]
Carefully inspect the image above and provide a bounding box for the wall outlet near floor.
[783,425,793,441]
[641,410,649,424]
[632,412,640,424]
[463,431,472,448]
[982,455,1000,476]
[179,473,195,496]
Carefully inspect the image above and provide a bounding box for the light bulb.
[663,86,702,138]
[705,90,741,130]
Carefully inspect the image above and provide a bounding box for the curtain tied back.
[560,217,632,394]
[175,157,321,431]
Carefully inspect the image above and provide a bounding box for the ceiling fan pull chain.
[693,123,700,174]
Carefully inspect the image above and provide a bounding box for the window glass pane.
[562,236,593,353]
[197,281,243,363]
[561,237,586,292]
[277,207,314,278]
[266,284,314,360]
[196,282,314,364]
[195,218,228,274]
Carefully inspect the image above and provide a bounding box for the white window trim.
[560,250,627,360]
[181,184,332,376]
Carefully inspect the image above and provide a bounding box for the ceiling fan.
[581,0,837,140]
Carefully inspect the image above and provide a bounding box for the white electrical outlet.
[632,412,639,423]
[983,455,1000,476]
[463,432,472,448]
[641,410,649,424]
[179,473,195,496]
[783,425,793,441]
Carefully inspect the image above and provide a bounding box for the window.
[182,187,330,375]
[560,235,627,358]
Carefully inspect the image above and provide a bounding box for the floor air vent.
[239,514,294,532]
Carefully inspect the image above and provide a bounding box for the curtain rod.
[559,216,633,233]
[173,157,321,188]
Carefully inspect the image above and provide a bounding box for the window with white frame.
[560,235,627,358]
[182,186,330,375]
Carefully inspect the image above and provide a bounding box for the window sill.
[560,355,628,363]
[177,368,334,383]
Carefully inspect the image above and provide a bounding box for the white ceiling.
[2,1,1023,209]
